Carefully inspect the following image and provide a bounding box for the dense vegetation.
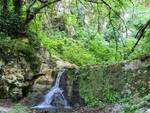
[1,0,150,65]
[28,0,150,65]
[0,0,150,113]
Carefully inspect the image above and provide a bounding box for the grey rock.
[0,106,12,113]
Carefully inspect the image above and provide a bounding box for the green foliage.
[88,36,117,63]
[79,67,122,106]
[34,30,125,65]
[29,17,150,67]
[0,36,41,74]
[79,58,150,107]
[8,103,29,113]
[1,0,150,108]
[64,13,77,26]
[27,0,150,67]
[120,94,150,113]
[0,13,23,36]
[37,32,97,65]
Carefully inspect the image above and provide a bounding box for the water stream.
[32,69,70,109]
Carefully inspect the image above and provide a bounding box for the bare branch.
[128,19,150,56]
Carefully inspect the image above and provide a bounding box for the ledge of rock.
[0,38,53,99]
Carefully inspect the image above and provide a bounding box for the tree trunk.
[1,0,8,16]
[13,0,22,15]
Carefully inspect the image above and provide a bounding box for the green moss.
[0,37,41,74]
[79,67,122,106]
[65,68,78,80]
[79,60,150,106]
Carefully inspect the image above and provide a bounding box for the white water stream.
[32,69,70,109]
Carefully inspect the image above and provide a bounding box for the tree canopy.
[0,0,150,64]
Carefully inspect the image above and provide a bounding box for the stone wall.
[59,68,82,106]
[79,54,150,105]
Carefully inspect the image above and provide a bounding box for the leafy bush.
[36,32,97,65]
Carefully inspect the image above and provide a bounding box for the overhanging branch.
[24,0,61,25]
[128,18,150,56]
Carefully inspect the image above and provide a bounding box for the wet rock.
[37,63,53,85]
[36,48,54,85]
[21,84,51,106]
[123,59,141,70]
[52,55,78,69]
[49,56,82,106]
[58,69,82,106]
[0,106,12,113]
[0,59,4,68]
[146,109,150,113]
[135,108,150,113]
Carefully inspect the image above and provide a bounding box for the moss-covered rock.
[79,54,150,106]
[0,36,50,99]
[0,37,41,73]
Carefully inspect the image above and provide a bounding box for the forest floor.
[0,106,120,113]
[0,99,121,113]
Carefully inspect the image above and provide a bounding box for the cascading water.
[32,69,70,109]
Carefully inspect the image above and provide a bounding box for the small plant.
[8,103,30,113]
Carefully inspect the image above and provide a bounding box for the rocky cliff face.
[20,55,81,109]
[0,36,81,109]
[0,37,52,99]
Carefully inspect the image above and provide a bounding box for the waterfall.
[32,69,70,109]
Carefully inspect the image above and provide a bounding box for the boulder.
[0,38,53,99]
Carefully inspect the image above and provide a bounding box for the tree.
[0,0,61,36]
[0,0,149,54]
